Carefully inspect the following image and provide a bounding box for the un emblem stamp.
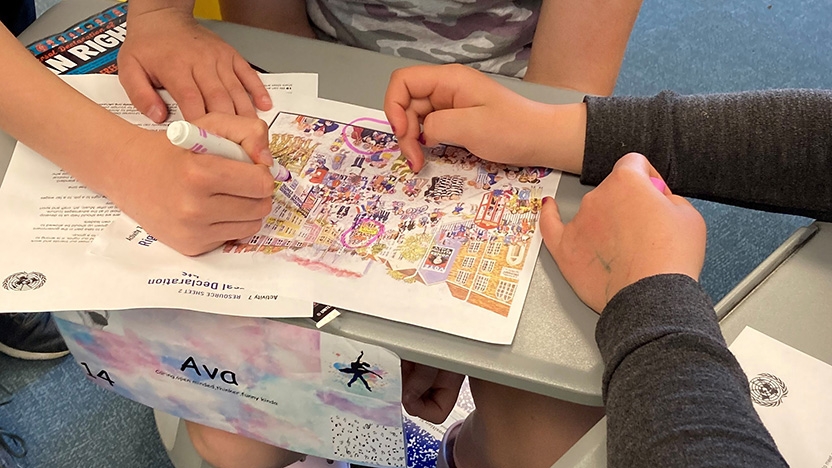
[2,271,47,292]
[749,373,788,407]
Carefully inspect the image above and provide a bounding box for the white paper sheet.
[91,93,562,344]
[729,327,832,466]
[0,74,317,318]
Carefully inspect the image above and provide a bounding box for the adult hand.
[108,113,275,256]
[541,153,706,312]
[401,361,465,424]
[118,5,271,123]
[384,64,586,174]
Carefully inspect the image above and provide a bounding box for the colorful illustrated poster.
[92,95,562,343]
[26,3,128,75]
[54,309,405,467]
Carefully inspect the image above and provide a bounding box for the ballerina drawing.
[339,351,382,392]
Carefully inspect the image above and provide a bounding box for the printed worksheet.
[0,74,317,317]
[730,327,832,467]
[54,308,405,467]
[92,94,562,344]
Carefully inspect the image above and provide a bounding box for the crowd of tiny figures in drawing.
[222,114,552,312]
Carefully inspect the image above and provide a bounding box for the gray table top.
[721,222,832,362]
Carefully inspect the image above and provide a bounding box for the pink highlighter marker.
[166,120,291,182]
[650,177,667,193]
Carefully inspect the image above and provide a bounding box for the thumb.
[539,196,565,256]
[118,55,168,124]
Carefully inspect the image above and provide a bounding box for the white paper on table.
[0,74,317,318]
[71,72,318,133]
[91,93,562,344]
[729,327,832,466]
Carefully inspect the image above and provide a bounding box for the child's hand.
[401,361,465,424]
[108,114,275,256]
[541,153,706,312]
[384,64,586,174]
[118,5,271,123]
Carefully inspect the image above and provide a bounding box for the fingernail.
[390,124,397,133]
[650,177,667,192]
[258,94,273,109]
[260,148,274,166]
[148,105,164,123]
[406,159,419,174]
[542,196,554,205]
[418,133,426,145]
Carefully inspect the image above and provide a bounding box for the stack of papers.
[0,74,316,319]
[0,74,561,344]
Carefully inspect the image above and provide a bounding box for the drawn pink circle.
[341,117,392,155]
[340,219,385,248]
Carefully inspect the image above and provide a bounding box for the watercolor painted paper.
[54,309,405,467]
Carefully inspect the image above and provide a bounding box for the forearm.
[218,0,315,38]
[532,102,586,175]
[582,90,832,221]
[0,28,143,198]
[597,274,787,467]
[525,0,641,95]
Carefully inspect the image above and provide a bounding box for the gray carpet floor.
[2,0,827,467]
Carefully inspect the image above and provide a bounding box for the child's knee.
[184,420,302,468]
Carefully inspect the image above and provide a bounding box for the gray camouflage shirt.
[307,0,539,77]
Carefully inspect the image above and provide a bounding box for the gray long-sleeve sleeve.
[583,90,832,221]
[596,274,788,467]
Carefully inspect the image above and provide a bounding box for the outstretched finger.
[118,55,169,123]
[193,63,237,117]
[233,55,272,111]
[218,59,259,118]
[165,70,208,121]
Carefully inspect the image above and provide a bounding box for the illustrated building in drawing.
[227,113,551,316]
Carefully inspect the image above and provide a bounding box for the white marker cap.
[166,121,193,146]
